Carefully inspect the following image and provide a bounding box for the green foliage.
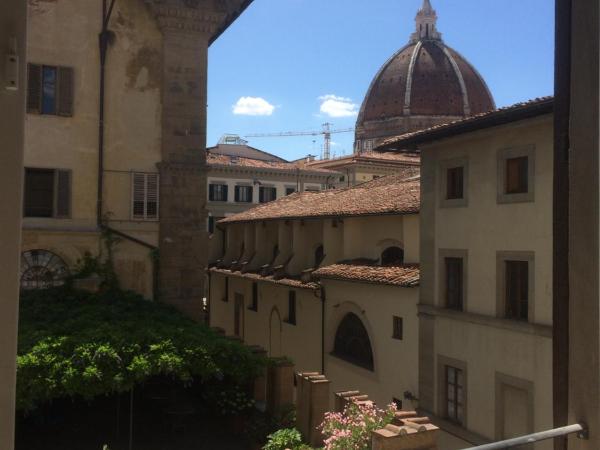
[244,404,297,445]
[203,384,255,416]
[263,428,304,450]
[17,287,266,411]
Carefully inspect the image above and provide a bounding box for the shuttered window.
[209,184,228,202]
[505,156,528,194]
[445,257,464,311]
[259,186,277,203]
[132,173,159,220]
[234,185,253,203]
[505,260,529,321]
[446,166,464,199]
[24,168,71,218]
[27,64,74,116]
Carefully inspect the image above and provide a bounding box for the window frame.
[131,172,159,221]
[392,316,403,340]
[497,145,536,204]
[332,312,375,371]
[27,63,74,117]
[235,185,253,203]
[23,167,72,219]
[437,355,467,427]
[496,251,535,323]
[285,290,297,325]
[439,158,468,208]
[439,249,468,311]
[259,186,277,203]
[209,183,229,202]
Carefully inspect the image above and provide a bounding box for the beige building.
[306,151,420,189]
[379,97,554,448]
[208,173,422,411]
[21,0,252,319]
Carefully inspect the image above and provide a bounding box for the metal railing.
[460,424,587,450]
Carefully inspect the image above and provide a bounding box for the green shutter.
[57,67,74,117]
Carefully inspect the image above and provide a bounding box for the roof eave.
[208,0,254,46]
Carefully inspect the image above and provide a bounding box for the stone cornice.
[144,0,228,35]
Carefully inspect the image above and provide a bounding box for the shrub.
[263,428,304,450]
[319,402,397,450]
[17,287,266,411]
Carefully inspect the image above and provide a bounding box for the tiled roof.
[218,172,420,224]
[377,97,554,151]
[307,151,420,168]
[209,267,319,290]
[207,152,338,175]
[313,263,420,287]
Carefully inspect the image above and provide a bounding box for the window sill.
[497,191,534,204]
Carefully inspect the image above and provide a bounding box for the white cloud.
[232,97,275,116]
[318,94,359,118]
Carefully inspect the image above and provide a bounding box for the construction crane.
[245,123,354,160]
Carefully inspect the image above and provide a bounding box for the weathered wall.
[0,0,27,447]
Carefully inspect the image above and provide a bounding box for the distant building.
[354,0,495,152]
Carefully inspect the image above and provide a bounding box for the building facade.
[208,174,422,411]
[354,0,495,152]
[380,97,554,448]
[22,0,252,319]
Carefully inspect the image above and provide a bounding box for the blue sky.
[207,0,554,161]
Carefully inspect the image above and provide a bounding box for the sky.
[207,0,554,161]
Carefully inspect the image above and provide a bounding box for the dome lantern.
[411,0,442,43]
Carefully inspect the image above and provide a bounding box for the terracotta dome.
[355,0,495,151]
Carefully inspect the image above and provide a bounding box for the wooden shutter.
[27,64,42,114]
[146,174,159,219]
[209,184,215,201]
[55,170,71,218]
[132,173,146,219]
[223,185,228,202]
[57,66,74,117]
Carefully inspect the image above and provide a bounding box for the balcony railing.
[460,424,587,450]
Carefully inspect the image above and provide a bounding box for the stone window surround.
[209,181,229,202]
[436,355,468,427]
[494,372,534,442]
[438,249,468,311]
[496,251,535,323]
[497,144,536,204]
[439,157,469,208]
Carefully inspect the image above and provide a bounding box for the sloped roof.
[218,172,420,224]
[377,97,554,151]
[207,152,339,175]
[209,267,319,290]
[207,144,288,163]
[313,263,420,287]
[307,151,421,169]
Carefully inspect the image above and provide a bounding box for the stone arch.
[269,306,283,358]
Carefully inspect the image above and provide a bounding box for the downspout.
[97,0,159,299]
[320,285,326,374]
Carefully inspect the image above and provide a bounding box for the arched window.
[314,244,325,268]
[381,246,404,266]
[333,313,374,371]
[20,249,69,290]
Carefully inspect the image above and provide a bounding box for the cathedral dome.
[355,0,495,151]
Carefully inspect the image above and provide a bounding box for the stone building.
[21,0,252,319]
[208,172,423,416]
[354,0,495,152]
[379,97,554,448]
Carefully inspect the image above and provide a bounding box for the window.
[132,173,159,220]
[314,244,325,268]
[249,282,258,311]
[381,246,404,266]
[20,249,69,290]
[24,168,71,218]
[285,187,296,196]
[333,313,374,371]
[223,277,229,302]
[445,366,465,424]
[208,216,215,234]
[505,260,529,321]
[339,176,345,182]
[209,184,228,202]
[446,166,464,200]
[27,64,74,116]
[445,257,463,311]
[505,156,528,194]
[286,290,297,325]
[235,185,253,203]
[259,186,277,203]
[392,316,403,340]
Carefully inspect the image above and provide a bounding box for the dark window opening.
[445,257,463,311]
[208,216,215,234]
[505,156,528,194]
[333,312,374,371]
[446,166,464,200]
[27,64,74,116]
[445,366,464,424]
[24,168,71,218]
[392,316,403,340]
[381,246,404,266]
[314,244,325,268]
[286,290,296,325]
[209,184,228,202]
[223,277,229,302]
[249,282,258,311]
[505,260,529,321]
[285,187,296,196]
[235,185,253,203]
[259,186,277,203]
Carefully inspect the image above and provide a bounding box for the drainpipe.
[320,286,326,374]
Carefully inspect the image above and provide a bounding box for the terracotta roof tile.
[207,152,339,174]
[307,151,420,168]
[377,97,553,150]
[218,172,420,224]
[209,267,319,290]
[313,263,420,287]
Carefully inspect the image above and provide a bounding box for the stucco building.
[21,0,252,319]
[354,0,495,152]
[379,97,554,448]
